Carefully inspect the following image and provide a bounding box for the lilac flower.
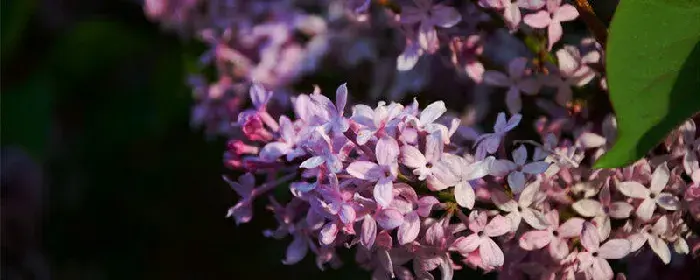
[483,58,541,114]
[400,131,461,190]
[577,114,617,161]
[310,83,350,134]
[519,210,585,260]
[492,180,549,231]
[496,145,550,193]
[283,231,310,265]
[474,112,522,160]
[224,173,256,224]
[390,184,439,245]
[401,0,462,53]
[577,222,631,280]
[413,219,456,279]
[478,0,522,30]
[397,38,424,71]
[351,101,405,145]
[213,82,697,279]
[572,180,634,239]
[627,215,672,264]
[450,35,485,83]
[451,211,510,267]
[617,162,681,221]
[347,136,400,207]
[523,0,579,50]
[299,129,344,174]
[259,116,299,161]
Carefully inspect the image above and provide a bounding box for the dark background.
[1,0,372,279]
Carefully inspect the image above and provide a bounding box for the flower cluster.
[145,1,700,279]
[223,82,700,280]
[144,0,604,137]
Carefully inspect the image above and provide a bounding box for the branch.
[572,0,609,48]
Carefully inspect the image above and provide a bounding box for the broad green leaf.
[595,0,700,168]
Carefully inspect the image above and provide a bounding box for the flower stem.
[572,0,608,48]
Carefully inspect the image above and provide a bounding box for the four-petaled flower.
[401,0,462,53]
[616,162,681,221]
[347,137,401,207]
[474,112,522,160]
[451,211,510,267]
[523,0,579,50]
[483,58,540,114]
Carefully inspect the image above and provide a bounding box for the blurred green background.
[1,0,372,279]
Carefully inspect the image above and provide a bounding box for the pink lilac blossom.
[523,0,579,50]
[220,82,699,279]
[146,1,700,279]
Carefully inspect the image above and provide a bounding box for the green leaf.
[594,0,700,168]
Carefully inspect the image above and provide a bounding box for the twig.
[572,0,609,48]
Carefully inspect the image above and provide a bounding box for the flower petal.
[420,101,447,126]
[418,21,438,52]
[521,208,550,230]
[401,145,428,169]
[320,223,338,245]
[572,199,604,217]
[335,83,348,113]
[635,198,656,221]
[650,162,670,194]
[339,204,356,225]
[398,211,421,245]
[512,145,528,165]
[522,161,550,175]
[451,234,481,254]
[361,214,377,249]
[376,137,400,167]
[376,208,405,230]
[455,181,476,209]
[374,179,394,207]
[416,196,440,217]
[598,239,630,259]
[579,132,607,148]
[523,10,552,28]
[553,4,579,22]
[506,86,523,114]
[507,171,526,194]
[300,155,325,169]
[656,193,681,211]
[608,202,634,219]
[282,233,308,265]
[425,130,444,163]
[547,21,562,50]
[430,5,462,28]
[548,237,569,260]
[617,182,650,199]
[581,222,600,252]
[483,70,512,87]
[558,217,585,238]
[519,230,553,250]
[480,237,505,267]
[648,235,671,264]
[485,215,511,237]
[348,161,382,182]
[518,180,540,207]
